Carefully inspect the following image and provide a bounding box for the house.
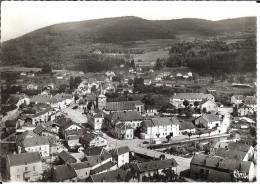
[16,131,50,157]
[140,117,180,139]
[70,161,95,180]
[170,93,215,108]
[110,146,130,167]
[131,158,178,182]
[90,161,117,175]
[190,153,255,182]
[200,100,218,113]
[58,151,77,164]
[3,119,17,134]
[105,111,144,130]
[113,122,134,140]
[210,142,254,161]
[231,95,244,105]
[84,147,112,166]
[52,164,77,182]
[87,168,130,182]
[178,118,196,134]
[6,152,43,181]
[105,100,144,114]
[59,119,83,137]
[33,123,59,139]
[194,114,221,129]
[87,113,104,131]
[80,133,107,148]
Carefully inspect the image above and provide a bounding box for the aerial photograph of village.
[0,1,257,183]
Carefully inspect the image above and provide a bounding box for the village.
[0,62,257,182]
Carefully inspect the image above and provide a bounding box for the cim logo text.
[233,170,248,180]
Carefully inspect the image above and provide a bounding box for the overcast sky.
[1,1,258,42]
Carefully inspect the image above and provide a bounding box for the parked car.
[72,105,78,109]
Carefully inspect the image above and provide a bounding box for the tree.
[154,58,163,70]
[41,64,52,73]
[74,76,82,86]
[194,101,200,108]
[133,77,144,92]
[188,132,192,142]
[183,100,190,108]
[69,77,74,90]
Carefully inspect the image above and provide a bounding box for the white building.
[170,93,215,108]
[6,152,43,182]
[140,117,180,139]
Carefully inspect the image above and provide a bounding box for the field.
[132,49,169,64]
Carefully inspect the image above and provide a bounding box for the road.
[102,132,191,174]
[62,106,88,125]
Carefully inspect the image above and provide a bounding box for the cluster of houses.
[0,67,257,182]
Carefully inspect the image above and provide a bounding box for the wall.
[118,152,129,167]
[9,162,42,181]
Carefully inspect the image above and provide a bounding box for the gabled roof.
[80,133,98,144]
[191,153,252,172]
[143,117,180,127]
[106,100,143,111]
[7,152,41,167]
[4,119,17,128]
[18,136,50,147]
[110,146,130,157]
[132,158,178,172]
[70,161,94,170]
[179,119,196,130]
[107,111,144,123]
[16,130,38,143]
[196,114,221,123]
[58,151,77,164]
[90,161,116,175]
[53,164,77,181]
[213,142,252,160]
[89,168,129,182]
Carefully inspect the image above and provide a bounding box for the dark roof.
[53,164,77,182]
[85,147,103,156]
[80,133,96,144]
[7,152,41,166]
[111,146,130,157]
[214,142,252,160]
[4,119,17,128]
[58,151,77,164]
[191,153,251,172]
[106,100,143,111]
[196,114,221,123]
[132,158,178,172]
[70,161,94,170]
[89,168,129,182]
[90,161,116,175]
[179,119,196,130]
[107,111,144,123]
[143,117,180,127]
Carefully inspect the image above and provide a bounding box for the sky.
[1,1,258,42]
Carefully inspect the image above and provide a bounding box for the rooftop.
[132,158,178,172]
[143,117,180,127]
[106,100,143,111]
[53,164,77,182]
[7,152,41,167]
[107,111,144,123]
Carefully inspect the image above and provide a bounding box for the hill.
[1,16,256,69]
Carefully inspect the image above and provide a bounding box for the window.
[17,175,20,179]
[25,167,28,171]
[33,166,36,171]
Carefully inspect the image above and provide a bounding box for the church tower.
[98,84,107,110]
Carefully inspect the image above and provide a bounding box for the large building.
[170,93,215,108]
[6,152,43,181]
[190,153,255,182]
[140,117,180,139]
